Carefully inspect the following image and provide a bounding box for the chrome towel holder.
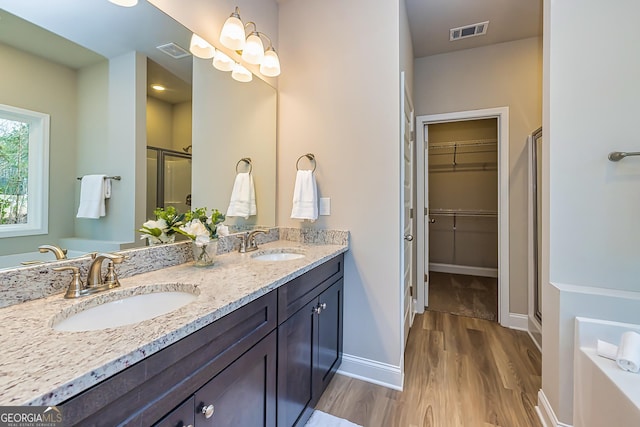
[608,151,640,161]
[235,157,252,173]
[76,175,121,180]
[296,153,316,172]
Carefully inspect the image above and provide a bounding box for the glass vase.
[192,240,217,267]
[148,234,176,246]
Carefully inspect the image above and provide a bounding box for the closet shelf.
[430,209,497,218]
[428,139,497,150]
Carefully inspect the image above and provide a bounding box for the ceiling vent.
[450,21,489,41]
[156,42,191,59]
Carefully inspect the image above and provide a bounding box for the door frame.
[415,107,510,326]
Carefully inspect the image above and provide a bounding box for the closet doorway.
[415,107,510,326]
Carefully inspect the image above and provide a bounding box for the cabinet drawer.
[153,397,194,427]
[194,330,277,427]
[278,254,343,323]
[60,291,277,426]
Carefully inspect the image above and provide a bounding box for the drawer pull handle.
[201,404,215,418]
[319,302,327,310]
[312,306,321,314]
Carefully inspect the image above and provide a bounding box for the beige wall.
[172,101,192,152]
[0,42,78,256]
[146,97,173,150]
[278,0,404,376]
[542,0,640,423]
[414,37,543,314]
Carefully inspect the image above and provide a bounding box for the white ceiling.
[406,0,543,58]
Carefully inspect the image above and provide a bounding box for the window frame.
[0,104,50,238]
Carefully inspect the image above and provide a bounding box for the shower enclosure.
[146,146,191,218]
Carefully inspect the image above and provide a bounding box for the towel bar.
[296,153,316,172]
[235,158,252,173]
[76,176,121,181]
[608,151,640,161]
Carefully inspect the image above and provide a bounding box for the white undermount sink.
[252,250,305,262]
[52,286,198,332]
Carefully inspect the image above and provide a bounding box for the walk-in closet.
[427,118,498,321]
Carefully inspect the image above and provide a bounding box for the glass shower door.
[146,147,191,217]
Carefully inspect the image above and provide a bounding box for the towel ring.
[296,153,316,172]
[235,157,252,174]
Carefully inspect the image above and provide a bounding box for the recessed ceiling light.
[151,84,166,91]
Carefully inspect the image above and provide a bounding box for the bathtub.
[0,250,86,270]
[574,317,640,427]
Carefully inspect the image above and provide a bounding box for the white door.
[401,73,415,346]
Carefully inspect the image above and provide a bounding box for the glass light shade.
[241,33,264,65]
[231,63,252,83]
[212,50,234,72]
[260,49,281,77]
[108,0,137,6]
[220,15,246,51]
[189,34,215,59]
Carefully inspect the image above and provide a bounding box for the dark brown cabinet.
[194,331,276,427]
[58,254,344,427]
[277,256,344,427]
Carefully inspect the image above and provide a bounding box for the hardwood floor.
[315,311,541,427]
[428,272,498,322]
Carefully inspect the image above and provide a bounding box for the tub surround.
[0,228,347,406]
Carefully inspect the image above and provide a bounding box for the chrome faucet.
[239,230,267,253]
[39,244,68,260]
[86,253,125,290]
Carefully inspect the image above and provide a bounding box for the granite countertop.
[0,240,347,406]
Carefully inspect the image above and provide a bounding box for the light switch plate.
[319,197,331,215]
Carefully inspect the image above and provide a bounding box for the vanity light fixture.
[107,0,138,7]
[219,7,246,51]
[231,63,252,83]
[212,50,234,72]
[189,34,215,59]
[219,6,281,77]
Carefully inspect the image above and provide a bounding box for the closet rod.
[429,209,497,217]
[428,139,497,150]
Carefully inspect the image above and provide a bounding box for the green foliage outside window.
[0,118,29,225]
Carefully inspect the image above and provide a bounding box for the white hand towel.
[76,175,108,219]
[616,331,640,373]
[226,172,257,219]
[290,170,318,221]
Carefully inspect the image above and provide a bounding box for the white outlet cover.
[320,197,331,215]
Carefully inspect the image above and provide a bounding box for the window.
[0,104,49,238]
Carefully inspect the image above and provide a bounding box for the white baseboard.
[337,353,403,391]
[507,312,528,331]
[536,390,572,427]
[429,263,498,278]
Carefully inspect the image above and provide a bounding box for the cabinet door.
[277,298,317,427]
[194,331,276,427]
[154,397,195,427]
[314,279,344,400]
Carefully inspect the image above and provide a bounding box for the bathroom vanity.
[0,234,347,427]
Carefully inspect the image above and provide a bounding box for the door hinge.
[410,286,413,297]
[424,273,428,283]
[424,208,428,216]
[410,208,413,219]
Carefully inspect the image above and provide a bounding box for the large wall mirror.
[0,0,276,269]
